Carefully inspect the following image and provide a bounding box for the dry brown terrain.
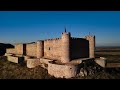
[0,47,120,79]
[0,56,55,79]
[75,47,120,79]
[95,47,120,63]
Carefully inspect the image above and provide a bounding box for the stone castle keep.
[5,30,101,78]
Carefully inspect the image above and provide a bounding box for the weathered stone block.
[44,39,62,61]
[95,57,107,67]
[27,58,40,68]
[48,62,77,78]
[7,55,24,63]
[6,48,15,54]
[15,44,24,55]
[24,56,31,61]
[5,53,13,56]
[40,58,53,65]
[26,43,37,57]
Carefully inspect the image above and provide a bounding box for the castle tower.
[85,35,95,58]
[37,40,44,58]
[61,29,71,63]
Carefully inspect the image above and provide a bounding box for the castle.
[5,29,99,78]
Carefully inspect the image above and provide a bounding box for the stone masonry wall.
[70,37,89,60]
[26,43,37,57]
[61,32,70,63]
[37,41,44,58]
[85,36,95,58]
[44,38,61,61]
[15,44,24,55]
[6,48,16,54]
[48,62,77,78]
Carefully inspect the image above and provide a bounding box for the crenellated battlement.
[61,31,71,39]
[37,40,44,42]
[71,37,77,39]
[44,38,61,42]
[71,37,87,41]
[85,35,95,38]
[6,31,95,60]
[85,35,95,41]
[71,37,80,40]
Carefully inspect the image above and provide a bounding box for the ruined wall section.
[70,37,89,60]
[15,44,26,55]
[26,43,37,57]
[44,38,61,61]
[6,44,25,55]
[15,44,23,55]
[6,48,16,54]
[48,62,77,78]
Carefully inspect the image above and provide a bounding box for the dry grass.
[1,47,120,79]
[0,56,55,79]
[95,50,120,63]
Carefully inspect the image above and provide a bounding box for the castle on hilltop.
[5,29,97,78]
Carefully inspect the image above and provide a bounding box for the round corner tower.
[37,40,44,58]
[85,35,95,58]
[61,31,71,63]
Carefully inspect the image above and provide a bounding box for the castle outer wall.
[70,38,89,60]
[44,38,62,61]
[26,43,37,57]
[6,32,95,63]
